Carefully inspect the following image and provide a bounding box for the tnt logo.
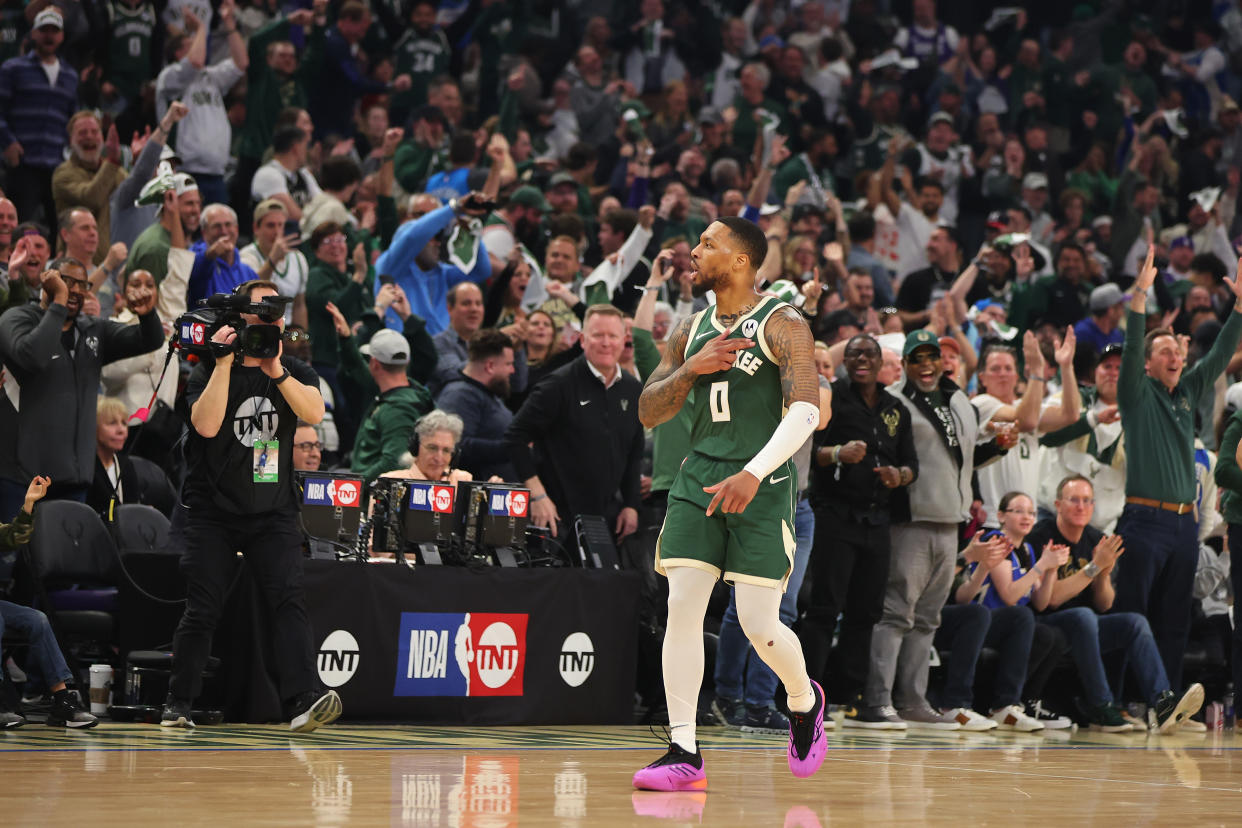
[331,480,360,507]
[431,485,454,514]
[506,491,528,518]
[558,632,594,687]
[317,629,360,687]
[191,322,205,345]
[394,612,527,697]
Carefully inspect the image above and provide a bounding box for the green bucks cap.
[903,329,941,358]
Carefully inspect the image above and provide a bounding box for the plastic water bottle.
[1224,683,1235,730]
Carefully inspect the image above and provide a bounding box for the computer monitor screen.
[297,473,365,543]
[476,484,530,549]
[400,480,459,545]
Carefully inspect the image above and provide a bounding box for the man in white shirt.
[250,126,322,221]
[154,1,246,206]
[239,198,309,327]
[972,332,1079,528]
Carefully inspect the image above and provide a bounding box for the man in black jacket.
[801,334,917,711]
[0,257,163,520]
[435,328,516,481]
[505,304,643,541]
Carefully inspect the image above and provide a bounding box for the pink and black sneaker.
[632,742,707,791]
[787,681,827,778]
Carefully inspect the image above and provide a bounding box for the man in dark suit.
[505,304,644,542]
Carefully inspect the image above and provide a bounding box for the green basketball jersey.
[107,0,156,101]
[682,295,788,462]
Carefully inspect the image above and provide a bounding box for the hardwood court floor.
[2,721,1240,826]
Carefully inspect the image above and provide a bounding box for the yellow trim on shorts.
[725,572,785,590]
[656,558,722,579]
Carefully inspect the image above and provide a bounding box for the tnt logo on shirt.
[233,396,279,447]
[408,483,455,513]
[394,612,527,697]
[302,478,361,507]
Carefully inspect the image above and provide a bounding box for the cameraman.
[163,279,342,732]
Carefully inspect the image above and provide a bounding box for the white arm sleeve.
[743,400,820,481]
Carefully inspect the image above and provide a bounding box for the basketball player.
[633,216,827,791]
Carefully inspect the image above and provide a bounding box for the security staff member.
[162,280,342,732]
[801,334,917,707]
[504,304,644,542]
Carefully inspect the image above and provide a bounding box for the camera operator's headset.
[408,415,462,474]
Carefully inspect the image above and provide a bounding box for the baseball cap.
[545,171,577,190]
[33,7,63,29]
[360,329,410,366]
[938,336,960,354]
[253,198,288,224]
[508,185,550,212]
[1091,215,1113,229]
[928,111,954,128]
[903,329,941,357]
[698,107,724,126]
[758,34,785,51]
[1100,342,1123,360]
[1170,235,1193,251]
[1089,283,1124,312]
[985,210,1009,231]
[1022,172,1049,190]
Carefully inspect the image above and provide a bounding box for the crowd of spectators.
[0,0,1240,731]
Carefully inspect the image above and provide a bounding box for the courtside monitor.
[400,480,459,545]
[297,472,366,544]
[475,483,531,550]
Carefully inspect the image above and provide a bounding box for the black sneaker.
[161,696,195,729]
[842,704,907,730]
[289,689,342,733]
[46,691,98,729]
[710,695,745,728]
[1086,701,1133,733]
[1024,699,1073,730]
[0,709,25,729]
[1153,683,1205,734]
[740,704,789,734]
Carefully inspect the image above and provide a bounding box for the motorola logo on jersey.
[317,629,360,688]
[393,612,527,697]
[232,396,278,447]
[558,632,594,688]
[741,318,759,338]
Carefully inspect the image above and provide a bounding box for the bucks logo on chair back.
[683,296,787,461]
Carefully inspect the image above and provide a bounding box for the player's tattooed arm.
[638,315,697,427]
[766,306,821,409]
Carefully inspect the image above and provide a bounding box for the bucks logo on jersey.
[683,296,787,462]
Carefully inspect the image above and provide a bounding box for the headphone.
[408,415,462,476]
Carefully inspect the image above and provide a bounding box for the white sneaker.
[1179,717,1207,733]
[990,704,1045,732]
[948,707,999,731]
[1025,699,1073,730]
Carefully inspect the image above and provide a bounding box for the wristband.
[531,493,548,503]
[273,368,291,385]
[831,445,841,464]
[1081,561,1101,579]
